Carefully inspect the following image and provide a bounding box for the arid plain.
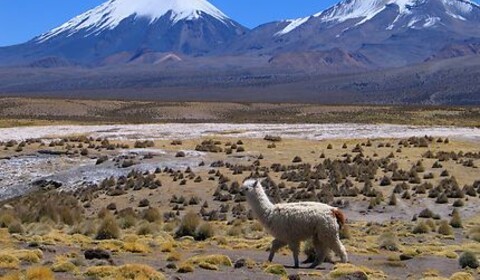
[0,98,479,280]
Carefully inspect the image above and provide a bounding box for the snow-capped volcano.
[1,0,480,71]
[0,0,246,66]
[277,0,480,35]
[37,0,231,42]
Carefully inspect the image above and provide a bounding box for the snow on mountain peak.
[277,0,480,36]
[37,0,229,42]
[316,0,415,23]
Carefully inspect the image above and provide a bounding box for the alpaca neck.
[247,187,274,225]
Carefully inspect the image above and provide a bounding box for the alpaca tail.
[332,209,346,229]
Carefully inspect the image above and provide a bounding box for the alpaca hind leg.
[268,239,286,262]
[289,242,301,268]
[330,237,348,263]
[324,250,335,264]
[310,238,327,268]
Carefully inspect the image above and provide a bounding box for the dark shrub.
[459,251,479,269]
[175,211,200,238]
[195,222,215,241]
[96,214,121,240]
[419,208,434,218]
[292,156,302,163]
[453,199,465,207]
[380,176,392,186]
[378,232,400,251]
[8,221,24,234]
[138,199,150,208]
[388,193,397,206]
[436,193,449,204]
[450,209,463,228]
[437,220,453,236]
[142,207,161,223]
[412,222,430,234]
[96,156,108,165]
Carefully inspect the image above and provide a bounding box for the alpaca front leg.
[331,237,348,263]
[289,242,300,268]
[268,239,286,262]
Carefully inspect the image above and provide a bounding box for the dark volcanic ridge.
[1,54,480,105]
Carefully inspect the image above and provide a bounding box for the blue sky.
[1,0,337,47]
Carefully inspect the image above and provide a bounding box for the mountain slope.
[0,0,247,66]
[1,54,480,104]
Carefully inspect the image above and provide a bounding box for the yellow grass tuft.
[85,265,117,278]
[160,241,176,253]
[177,263,195,273]
[450,272,474,280]
[0,271,21,280]
[264,264,287,277]
[85,264,165,279]
[154,231,175,243]
[123,241,151,253]
[0,229,12,245]
[198,261,219,270]
[51,260,77,273]
[442,251,458,259]
[187,254,233,267]
[26,223,53,237]
[328,263,387,279]
[240,258,257,269]
[166,251,182,262]
[0,254,20,269]
[98,240,124,252]
[12,249,43,263]
[122,234,139,243]
[25,266,54,280]
[423,269,441,278]
[116,264,166,280]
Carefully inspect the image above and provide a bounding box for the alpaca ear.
[254,180,260,188]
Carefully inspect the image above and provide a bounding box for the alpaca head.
[242,179,263,199]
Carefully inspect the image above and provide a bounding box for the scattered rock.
[338,271,368,280]
[39,246,57,253]
[178,236,195,242]
[234,258,246,269]
[399,254,414,261]
[288,274,302,280]
[32,179,62,190]
[84,249,111,260]
[96,156,108,165]
[175,151,186,158]
[138,198,150,208]
[38,150,67,155]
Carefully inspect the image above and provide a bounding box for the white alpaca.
[243,179,348,268]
